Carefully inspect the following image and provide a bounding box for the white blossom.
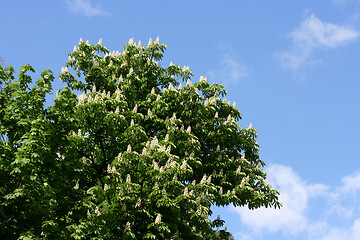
[214,112,218,118]
[164,133,169,142]
[155,36,160,44]
[115,106,119,115]
[180,161,186,170]
[78,92,86,105]
[104,184,108,191]
[227,114,232,122]
[147,109,152,116]
[150,137,158,148]
[124,222,131,231]
[155,214,162,224]
[117,153,122,162]
[207,176,212,184]
[170,159,176,168]
[158,145,166,152]
[248,122,252,129]
[95,206,101,216]
[153,160,159,170]
[148,37,152,46]
[135,198,141,208]
[137,40,142,47]
[126,174,131,183]
[186,126,191,134]
[166,145,171,154]
[128,38,134,45]
[92,85,96,92]
[142,147,149,155]
[183,187,189,196]
[240,177,247,187]
[216,145,221,152]
[200,174,207,185]
[133,104,138,113]
[187,79,192,86]
[127,144,132,152]
[204,99,209,106]
[75,181,79,189]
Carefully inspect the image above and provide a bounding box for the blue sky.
[2,1,360,239]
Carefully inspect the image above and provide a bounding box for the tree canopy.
[0,38,281,239]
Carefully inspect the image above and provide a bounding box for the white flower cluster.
[107,164,116,174]
[155,214,162,224]
[199,76,207,82]
[240,176,250,187]
[61,67,68,73]
[124,222,131,231]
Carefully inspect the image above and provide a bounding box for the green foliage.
[0,38,281,239]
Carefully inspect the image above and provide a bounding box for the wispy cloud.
[231,164,360,240]
[276,13,358,70]
[66,0,110,17]
[207,46,249,86]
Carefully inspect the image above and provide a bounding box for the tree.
[0,37,281,239]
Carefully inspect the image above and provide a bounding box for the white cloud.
[276,13,358,69]
[231,164,360,240]
[66,0,110,17]
[315,219,360,240]
[340,171,360,193]
[220,53,249,82]
[207,46,248,85]
[232,164,328,235]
